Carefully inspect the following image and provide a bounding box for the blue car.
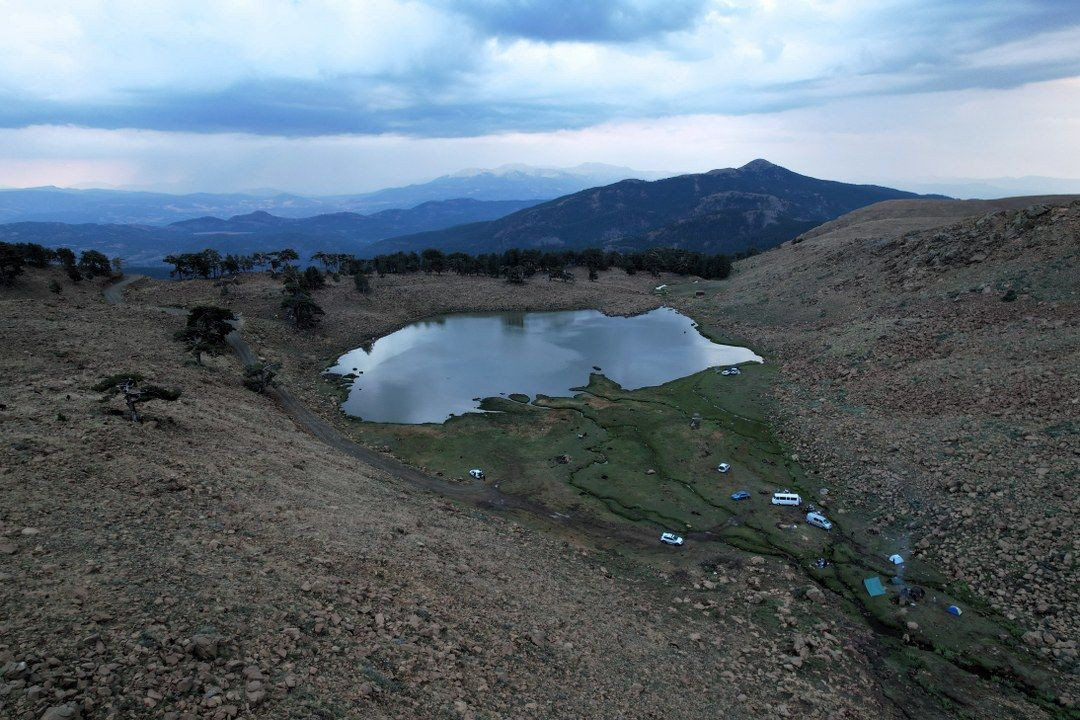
[731,490,751,501]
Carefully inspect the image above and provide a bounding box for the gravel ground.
[674,197,1079,690]
[1,270,898,719]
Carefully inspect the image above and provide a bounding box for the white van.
[771,492,802,506]
[806,511,833,530]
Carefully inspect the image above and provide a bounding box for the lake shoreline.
[326,306,762,424]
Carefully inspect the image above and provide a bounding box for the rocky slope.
[1,271,897,719]
[675,196,1079,686]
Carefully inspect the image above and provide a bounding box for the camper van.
[771,491,802,506]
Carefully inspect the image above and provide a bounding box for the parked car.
[731,490,751,501]
[659,532,685,546]
[771,491,802,506]
[716,463,731,473]
[720,367,742,376]
[806,511,833,530]
[468,468,485,480]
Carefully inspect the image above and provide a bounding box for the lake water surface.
[328,307,762,424]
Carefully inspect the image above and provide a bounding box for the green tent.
[863,576,886,597]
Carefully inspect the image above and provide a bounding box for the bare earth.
[1,195,1076,719]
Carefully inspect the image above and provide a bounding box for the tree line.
[0,241,115,285]
[162,246,734,283]
[363,247,733,281]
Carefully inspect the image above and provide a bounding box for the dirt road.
[102,275,654,546]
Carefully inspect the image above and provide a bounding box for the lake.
[327,307,762,424]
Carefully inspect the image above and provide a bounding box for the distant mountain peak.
[370,163,925,256]
[230,210,278,221]
[704,159,786,177]
[444,162,666,181]
[740,158,781,171]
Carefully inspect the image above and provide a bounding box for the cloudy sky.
[1,0,1078,193]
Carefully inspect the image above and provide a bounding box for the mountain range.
[0,163,659,225]
[0,160,939,263]
[368,159,932,255]
[0,199,538,265]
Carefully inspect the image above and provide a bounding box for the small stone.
[189,634,219,660]
[41,704,81,720]
[2,661,28,679]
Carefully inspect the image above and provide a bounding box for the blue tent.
[863,576,886,597]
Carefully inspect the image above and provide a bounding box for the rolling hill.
[369,160,934,255]
[0,199,538,264]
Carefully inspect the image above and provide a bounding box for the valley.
[3,4,1078,719]
[1,196,1076,719]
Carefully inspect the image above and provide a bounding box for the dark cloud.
[1,1,1078,138]
[0,79,616,137]
[441,0,709,42]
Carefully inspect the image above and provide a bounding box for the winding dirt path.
[103,273,148,304]
[102,275,648,543]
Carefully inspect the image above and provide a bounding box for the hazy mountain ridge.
[340,163,669,212]
[0,199,539,264]
[0,164,660,224]
[370,160,934,255]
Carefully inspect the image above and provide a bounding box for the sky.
[1,0,1078,194]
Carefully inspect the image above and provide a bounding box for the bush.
[78,250,112,278]
[243,362,280,393]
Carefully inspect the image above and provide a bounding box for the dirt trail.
[102,273,147,305]
[102,276,651,545]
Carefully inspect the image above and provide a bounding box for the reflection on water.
[327,307,762,424]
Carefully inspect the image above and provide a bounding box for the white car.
[720,367,742,376]
[806,511,833,531]
[468,468,485,480]
[659,532,685,546]
[716,463,731,473]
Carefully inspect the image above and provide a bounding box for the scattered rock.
[189,634,219,660]
[41,704,81,720]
